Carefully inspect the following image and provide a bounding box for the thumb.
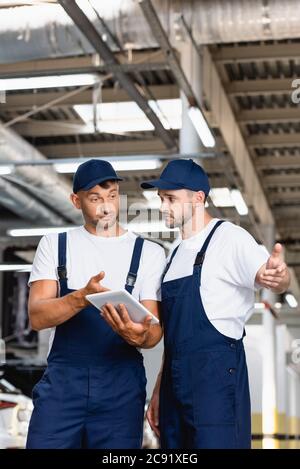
[266,243,282,268]
[143,315,152,328]
[93,271,105,282]
[271,243,282,259]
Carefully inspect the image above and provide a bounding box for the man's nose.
[160,201,168,212]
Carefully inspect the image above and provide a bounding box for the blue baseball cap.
[140,159,210,195]
[73,159,123,193]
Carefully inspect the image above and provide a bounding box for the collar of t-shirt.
[177,218,220,251]
[79,226,134,243]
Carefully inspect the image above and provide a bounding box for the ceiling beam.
[0,50,169,78]
[37,139,169,158]
[226,78,293,96]
[255,155,300,169]
[58,0,177,151]
[203,47,273,225]
[237,107,300,124]
[247,133,300,148]
[139,0,199,108]
[205,46,300,297]
[13,120,91,137]
[286,252,300,267]
[262,174,300,188]
[274,206,300,218]
[0,85,178,111]
[212,43,300,63]
[277,218,300,231]
[269,191,300,203]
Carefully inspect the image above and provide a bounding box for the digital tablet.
[86,290,160,325]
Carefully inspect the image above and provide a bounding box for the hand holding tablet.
[86,290,160,325]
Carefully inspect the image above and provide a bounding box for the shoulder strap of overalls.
[194,220,225,268]
[162,244,180,281]
[125,236,145,294]
[57,231,68,292]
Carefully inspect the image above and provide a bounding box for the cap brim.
[78,176,123,192]
[140,178,183,190]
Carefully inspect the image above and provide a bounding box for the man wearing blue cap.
[141,159,290,449]
[26,159,165,448]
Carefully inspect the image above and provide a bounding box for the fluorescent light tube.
[210,188,234,207]
[0,165,13,175]
[0,74,99,91]
[231,189,249,216]
[188,106,215,148]
[0,264,32,272]
[54,159,162,174]
[7,226,76,237]
[113,159,162,171]
[74,99,182,133]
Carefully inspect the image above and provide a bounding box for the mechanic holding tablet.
[140,159,291,449]
[26,159,165,449]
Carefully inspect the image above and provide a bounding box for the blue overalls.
[26,233,147,449]
[159,220,251,449]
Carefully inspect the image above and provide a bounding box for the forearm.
[29,288,88,331]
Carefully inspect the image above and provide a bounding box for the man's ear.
[194,191,206,204]
[70,193,81,210]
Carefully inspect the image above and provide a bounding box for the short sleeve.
[224,226,270,290]
[139,242,166,301]
[28,235,58,286]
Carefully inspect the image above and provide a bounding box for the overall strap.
[57,231,68,292]
[194,220,225,284]
[162,244,179,281]
[194,220,225,267]
[125,236,144,294]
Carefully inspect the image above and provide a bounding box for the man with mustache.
[26,159,165,449]
[141,159,290,449]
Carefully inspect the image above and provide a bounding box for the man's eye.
[90,198,98,203]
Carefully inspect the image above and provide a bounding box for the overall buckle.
[57,265,67,280]
[126,272,137,287]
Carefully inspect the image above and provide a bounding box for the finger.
[260,275,284,283]
[101,304,119,329]
[262,281,279,289]
[154,402,159,427]
[146,406,160,437]
[262,268,284,277]
[101,309,117,331]
[93,271,105,282]
[142,315,152,329]
[105,303,125,329]
[118,304,131,324]
[276,262,287,273]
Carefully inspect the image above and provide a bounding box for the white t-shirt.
[163,218,270,339]
[29,227,166,353]
[29,227,166,301]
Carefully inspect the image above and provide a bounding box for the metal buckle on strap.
[194,253,205,266]
[57,265,67,280]
[126,272,137,287]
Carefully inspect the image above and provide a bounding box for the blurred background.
[0,0,299,449]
